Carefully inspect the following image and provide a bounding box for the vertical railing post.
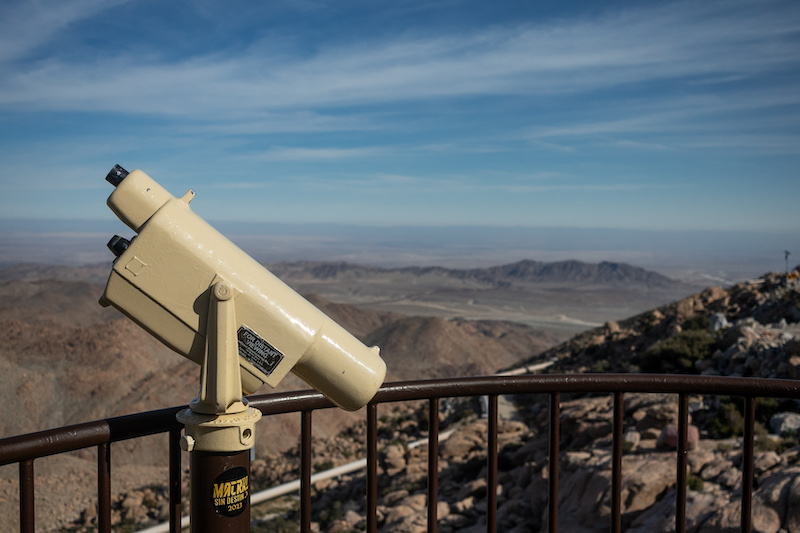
[367,403,379,533]
[742,396,756,532]
[675,393,689,533]
[169,427,183,533]
[548,392,560,533]
[300,410,313,533]
[98,443,111,533]
[487,394,499,533]
[19,459,34,533]
[611,392,623,533]
[428,397,440,533]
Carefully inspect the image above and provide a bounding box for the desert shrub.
[314,460,335,473]
[590,360,611,373]
[783,429,800,448]
[638,311,659,332]
[716,442,734,453]
[498,442,525,470]
[253,517,300,533]
[378,412,417,438]
[755,427,800,454]
[709,397,783,439]
[400,475,427,493]
[687,473,704,491]
[709,400,744,438]
[640,329,717,373]
[452,456,486,483]
[622,440,635,454]
[683,313,710,331]
[755,434,782,453]
[318,500,343,527]
[752,397,785,425]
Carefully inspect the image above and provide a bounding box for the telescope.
[99,164,387,413]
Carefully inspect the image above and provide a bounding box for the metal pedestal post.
[176,279,261,533]
[189,450,251,533]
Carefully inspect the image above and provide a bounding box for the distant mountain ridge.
[0,259,677,289]
[268,259,677,288]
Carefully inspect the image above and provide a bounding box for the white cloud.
[0,0,797,120]
[209,181,268,189]
[0,0,130,63]
[252,146,388,161]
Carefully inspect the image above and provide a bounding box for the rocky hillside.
[0,277,554,439]
[519,270,800,377]
[224,269,799,533]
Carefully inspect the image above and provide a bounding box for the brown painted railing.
[2,374,800,532]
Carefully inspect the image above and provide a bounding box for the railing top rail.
[368,373,800,401]
[3,374,800,465]
[0,405,185,466]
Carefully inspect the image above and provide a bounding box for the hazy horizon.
[1,218,795,286]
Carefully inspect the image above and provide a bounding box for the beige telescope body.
[100,166,386,411]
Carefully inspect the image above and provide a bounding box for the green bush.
[253,517,300,533]
[753,397,781,425]
[687,473,704,491]
[638,311,659,332]
[683,313,710,331]
[314,460,335,473]
[754,434,781,453]
[318,500,344,527]
[640,329,717,373]
[708,397,783,440]
[709,401,743,438]
[622,440,635,454]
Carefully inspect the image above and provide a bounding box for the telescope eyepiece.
[107,235,132,257]
[106,165,129,187]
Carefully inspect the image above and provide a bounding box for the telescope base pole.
[190,449,251,533]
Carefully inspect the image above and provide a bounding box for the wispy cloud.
[1,0,797,121]
[252,146,389,161]
[210,181,268,189]
[283,169,655,196]
[525,86,800,152]
[184,112,378,135]
[497,183,660,194]
[0,0,130,63]
[612,140,669,151]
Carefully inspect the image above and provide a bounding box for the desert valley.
[1,259,799,532]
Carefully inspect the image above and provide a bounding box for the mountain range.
[268,259,678,288]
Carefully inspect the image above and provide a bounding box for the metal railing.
[2,374,800,533]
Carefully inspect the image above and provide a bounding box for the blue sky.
[0,0,798,267]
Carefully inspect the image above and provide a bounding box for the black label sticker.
[237,325,284,376]
[211,467,249,517]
